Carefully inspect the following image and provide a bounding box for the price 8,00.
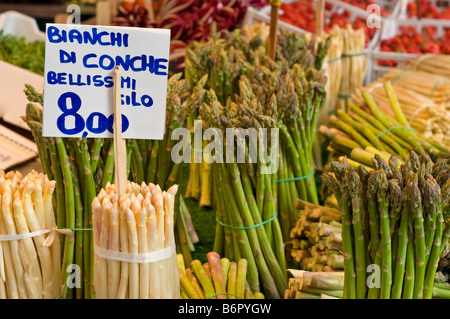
[56,91,129,138]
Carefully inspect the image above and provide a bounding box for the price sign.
[42,24,170,139]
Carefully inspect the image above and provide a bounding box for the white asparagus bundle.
[381,68,450,105]
[92,181,180,299]
[0,170,61,299]
[405,54,450,79]
[336,25,366,112]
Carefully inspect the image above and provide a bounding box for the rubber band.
[328,56,341,64]
[412,54,433,71]
[375,126,416,139]
[408,103,436,123]
[0,226,73,248]
[429,78,450,99]
[367,82,383,93]
[391,70,410,84]
[58,227,93,231]
[276,171,314,183]
[207,292,242,299]
[216,213,278,230]
[338,94,351,99]
[0,228,53,242]
[94,244,175,264]
[341,52,366,58]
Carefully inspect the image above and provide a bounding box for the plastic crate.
[0,11,45,131]
[398,0,450,19]
[244,0,393,51]
[327,0,401,19]
[367,18,450,83]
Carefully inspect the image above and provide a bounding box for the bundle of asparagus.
[284,270,344,299]
[322,151,450,299]
[380,69,450,105]
[285,199,343,272]
[335,25,367,112]
[405,54,450,79]
[178,252,265,299]
[319,82,449,172]
[355,81,450,148]
[0,170,61,299]
[92,181,179,299]
[21,74,198,298]
[183,24,330,211]
[184,30,328,247]
[196,88,287,299]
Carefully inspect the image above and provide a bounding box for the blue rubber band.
[206,292,242,299]
[276,171,314,183]
[216,213,278,230]
[375,126,416,139]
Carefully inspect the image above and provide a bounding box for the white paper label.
[42,24,170,140]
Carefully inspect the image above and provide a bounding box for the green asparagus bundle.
[195,88,287,299]
[183,25,330,213]
[184,28,328,242]
[284,270,344,299]
[322,151,450,299]
[285,199,343,272]
[21,74,199,298]
[178,252,265,299]
[320,82,449,171]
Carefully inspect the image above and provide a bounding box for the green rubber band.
[375,126,415,139]
[391,70,410,84]
[338,94,351,99]
[216,213,278,230]
[341,52,366,58]
[59,227,93,231]
[276,171,314,183]
[328,56,341,64]
[429,78,450,99]
[206,292,242,299]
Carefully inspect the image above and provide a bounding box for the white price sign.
[42,24,170,140]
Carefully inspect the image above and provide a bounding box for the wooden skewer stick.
[415,0,422,19]
[113,66,127,197]
[316,0,325,39]
[268,0,280,60]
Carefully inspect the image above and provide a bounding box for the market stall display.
[1,0,450,302]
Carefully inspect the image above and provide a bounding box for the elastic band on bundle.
[59,227,93,231]
[338,94,351,99]
[408,103,436,123]
[429,78,450,99]
[341,52,366,58]
[391,70,410,84]
[216,213,278,230]
[375,126,416,139]
[207,292,242,299]
[0,227,73,247]
[276,171,314,183]
[328,57,341,64]
[94,244,175,263]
